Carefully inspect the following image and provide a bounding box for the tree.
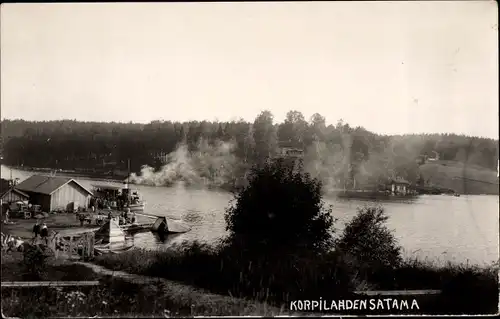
[252,110,278,164]
[277,110,308,148]
[224,158,335,253]
[2,117,498,188]
[335,206,402,272]
[307,113,326,143]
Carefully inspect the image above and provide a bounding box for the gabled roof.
[0,187,30,199]
[92,184,122,191]
[390,178,410,185]
[15,175,93,196]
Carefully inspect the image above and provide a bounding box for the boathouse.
[15,175,93,213]
[280,147,304,158]
[0,187,30,205]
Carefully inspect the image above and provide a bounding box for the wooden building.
[279,147,304,158]
[1,187,30,205]
[15,175,93,213]
[390,178,411,196]
[1,178,10,193]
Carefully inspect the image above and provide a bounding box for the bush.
[224,157,335,254]
[22,243,54,280]
[334,206,402,278]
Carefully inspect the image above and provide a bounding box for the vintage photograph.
[1,2,498,317]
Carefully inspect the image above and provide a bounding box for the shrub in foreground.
[21,243,55,280]
[334,206,403,287]
[224,158,335,254]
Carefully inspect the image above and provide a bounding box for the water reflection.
[182,209,203,224]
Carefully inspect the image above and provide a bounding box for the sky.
[1,2,498,138]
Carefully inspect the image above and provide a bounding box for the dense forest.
[1,111,498,193]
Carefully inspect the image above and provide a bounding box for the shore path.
[74,261,303,316]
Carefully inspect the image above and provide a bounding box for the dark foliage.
[1,114,497,191]
[94,242,353,305]
[1,278,192,318]
[335,206,403,274]
[224,157,335,253]
[21,243,54,280]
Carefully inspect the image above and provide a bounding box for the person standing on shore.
[40,223,49,245]
[32,220,41,242]
[78,213,86,226]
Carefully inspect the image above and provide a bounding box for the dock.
[89,212,191,234]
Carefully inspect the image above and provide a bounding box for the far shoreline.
[3,164,127,184]
[3,164,499,196]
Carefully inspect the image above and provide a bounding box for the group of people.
[118,208,136,225]
[2,232,24,252]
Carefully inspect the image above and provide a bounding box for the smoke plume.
[129,139,240,189]
[129,133,423,193]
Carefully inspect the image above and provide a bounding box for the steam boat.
[91,183,145,212]
[91,159,145,212]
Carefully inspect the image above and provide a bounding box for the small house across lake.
[389,178,413,196]
[15,175,93,213]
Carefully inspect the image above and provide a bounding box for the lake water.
[2,165,498,266]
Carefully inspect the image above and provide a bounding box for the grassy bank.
[1,251,284,317]
[420,160,499,195]
[92,243,498,315]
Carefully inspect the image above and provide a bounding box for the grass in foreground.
[2,278,285,318]
[93,243,499,315]
[1,251,283,317]
[2,277,200,318]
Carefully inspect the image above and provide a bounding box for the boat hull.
[150,216,191,234]
[334,191,419,201]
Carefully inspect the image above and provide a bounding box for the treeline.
[1,112,498,190]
